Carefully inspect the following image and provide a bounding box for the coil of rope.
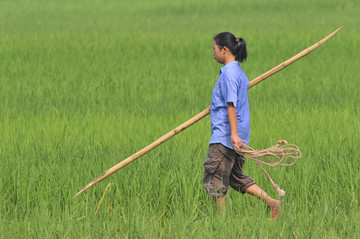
[234,140,302,197]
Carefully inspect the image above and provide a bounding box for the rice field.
[0,0,359,238]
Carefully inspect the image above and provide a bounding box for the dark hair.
[214,32,247,62]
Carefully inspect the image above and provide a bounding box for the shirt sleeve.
[221,75,240,108]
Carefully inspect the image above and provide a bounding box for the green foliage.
[0,0,359,238]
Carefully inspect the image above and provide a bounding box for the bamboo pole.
[74,27,342,198]
[248,27,343,88]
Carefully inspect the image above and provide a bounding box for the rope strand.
[234,140,301,197]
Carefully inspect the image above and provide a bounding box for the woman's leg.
[213,196,227,212]
[245,184,281,219]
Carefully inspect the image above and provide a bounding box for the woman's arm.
[228,102,244,148]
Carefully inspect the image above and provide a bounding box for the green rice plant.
[0,0,359,238]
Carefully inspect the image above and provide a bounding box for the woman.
[203,32,281,219]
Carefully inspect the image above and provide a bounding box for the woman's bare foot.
[268,199,282,220]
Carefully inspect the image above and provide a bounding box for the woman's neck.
[223,55,236,65]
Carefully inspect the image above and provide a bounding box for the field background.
[0,0,359,238]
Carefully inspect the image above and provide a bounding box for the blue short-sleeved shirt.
[209,61,250,149]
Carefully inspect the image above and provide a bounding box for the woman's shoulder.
[223,64,244,78]
[222,66,248,87]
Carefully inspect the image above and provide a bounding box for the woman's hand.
[231,134,244,149]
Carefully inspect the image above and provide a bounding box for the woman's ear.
[222,46,230,55]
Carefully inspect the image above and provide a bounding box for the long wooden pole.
[74,27,342,198]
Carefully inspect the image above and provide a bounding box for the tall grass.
[0,0,359,238]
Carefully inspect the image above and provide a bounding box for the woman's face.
[213,41,225,64]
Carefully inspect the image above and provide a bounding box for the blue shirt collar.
[220,61,239,73]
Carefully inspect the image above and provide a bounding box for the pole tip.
[73,191,82,199]
[73,186,88,199]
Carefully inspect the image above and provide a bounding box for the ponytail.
[236,37,247,63]
[214,32,247,63]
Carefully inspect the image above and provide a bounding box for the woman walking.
[203,32,281,219]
